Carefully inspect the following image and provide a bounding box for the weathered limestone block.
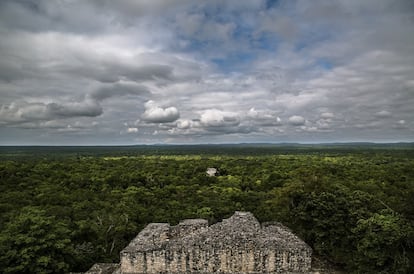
[169,218,208,239]
[119,211,312,274]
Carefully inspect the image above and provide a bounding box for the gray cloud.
[0,102,47,124]
[0,0,117,34]
[52,54,176,84]
[320,112,335,119]
[90,83,150,101]
[46,101,103,118]
[0,100,102,126]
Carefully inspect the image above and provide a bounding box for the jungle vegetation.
[0,144,413,273]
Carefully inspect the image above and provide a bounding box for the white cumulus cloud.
[288,115,306,126]
[247,108,282,126]
[127,127,139,133]
[141,100,180,123]
[200,109,240,127]
[176,119,193,129]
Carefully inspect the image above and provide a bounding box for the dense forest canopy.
[0,144,413,273]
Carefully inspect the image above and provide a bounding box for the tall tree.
[0,207,74,273]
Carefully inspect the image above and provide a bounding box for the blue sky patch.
[316,59,333,70]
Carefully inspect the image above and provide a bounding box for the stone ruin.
[86,211,312,274]
[206,167,218,177]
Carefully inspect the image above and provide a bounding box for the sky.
[0,0,413,145]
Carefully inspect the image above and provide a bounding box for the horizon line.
[1,141,413,147]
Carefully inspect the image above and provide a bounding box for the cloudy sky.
[0,0,413,145]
